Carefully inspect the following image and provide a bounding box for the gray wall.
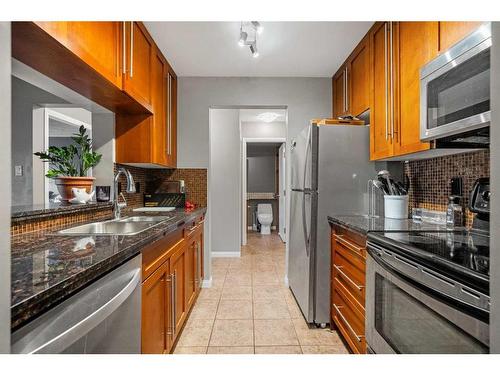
[241,121,286,139]
[490,21,500,354]
[247,144,277,193]
[11,77,67,206]
[209,109,241,254]
[178,77,331,168]
[92,113,115,195]
[0,21,11,354]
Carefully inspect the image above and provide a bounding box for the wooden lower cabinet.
[330,224,367,354]
[141,215,205,354]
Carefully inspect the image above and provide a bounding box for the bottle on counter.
[446,196,464,228]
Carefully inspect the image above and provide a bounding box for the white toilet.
[257,204,273,235]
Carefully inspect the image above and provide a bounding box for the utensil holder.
[384,195,409,219]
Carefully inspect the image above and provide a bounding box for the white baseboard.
[211,251,241,258]
[201,277,212,288]
[283,275,289,287]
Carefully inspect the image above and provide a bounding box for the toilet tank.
[257,204,272,215]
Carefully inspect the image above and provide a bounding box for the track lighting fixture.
[238,21,262,58]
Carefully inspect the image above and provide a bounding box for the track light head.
[251,21,263,34]
[238,30,248,47]
[250,43,259,58]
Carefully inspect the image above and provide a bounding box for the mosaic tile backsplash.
[115,164,208,209]
[405,150,490,228]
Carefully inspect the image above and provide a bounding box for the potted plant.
[34,125,102,202]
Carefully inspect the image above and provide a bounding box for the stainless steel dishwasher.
[11,254,142,354]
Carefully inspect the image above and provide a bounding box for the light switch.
[15,165,23,177]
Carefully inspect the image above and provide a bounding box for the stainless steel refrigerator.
[289,123,380,325]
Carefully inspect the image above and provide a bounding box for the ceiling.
[239,108,286,123]
[144,22,373,77]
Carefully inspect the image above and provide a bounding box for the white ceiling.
[144,22,373,77]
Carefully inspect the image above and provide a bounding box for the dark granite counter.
[11,207,206,330]
[12,201,113,222]
[327,214,454,235]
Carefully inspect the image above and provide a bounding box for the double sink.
[58,216,174,236]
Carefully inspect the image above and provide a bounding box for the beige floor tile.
[255,346,302,354]
[252,263,276,272]
[174,346,207,354]
[254,319,299,346]
[292,318,343,346]
[207,346,255,354]
[212,258,231,268]
[189,299,219,320]
[216,299,253,320]
[211,276,226,289]
[286,299,304,319]
[253,285,286,300]
[301,345,349,354]
[176,320,213,347]
[253,273,280,286]
[211,268,228,278]
[209,320,254,347]
[224,273,252,286]
[221,285,253,300]
[197,287,222,301]
[253,299,291,320]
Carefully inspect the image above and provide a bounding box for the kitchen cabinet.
[439,22,484,53]
[369,21,435,160]
[186,221,204,310]
[123,22,154,112]
[142,260,170,354]
[330,224,367,354]
[332,36,370,118]
[170,243,187,339]
[332,65,347,118]
[165,70,178,168]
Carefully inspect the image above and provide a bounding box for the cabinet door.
[142,261,169,354]
[394,22,437,156]
[170,245,186,340]
[123,22,153,112]
[35,22,122,88]
[194,227,204,293]
[439,22,484,53]
[348,36,370,117]
[369,22,393,160]
[185,238,196,310]
[165,70,177,168]
[332,67,346,117]
[152,49,168,165]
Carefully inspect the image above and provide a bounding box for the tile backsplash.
[115,164,207,209]
[405,150,490,227]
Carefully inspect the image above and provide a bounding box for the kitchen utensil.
[389,179,400,195]
[373,180,387,194]
[395,181,408,195]
[378,170,395,195]
[377,176,390,195]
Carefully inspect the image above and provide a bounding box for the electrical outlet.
[14,165,23,177]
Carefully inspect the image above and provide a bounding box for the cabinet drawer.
[333,236,366,273]
[332,257,365,309]
[142,228,184,280]
[332,285,366,354]
[332,232,366,262]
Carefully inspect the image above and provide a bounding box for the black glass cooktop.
[368,230,490,294]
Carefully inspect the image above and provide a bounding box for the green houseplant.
[34,125,102,202]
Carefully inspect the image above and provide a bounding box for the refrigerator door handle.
[302,126,312,257]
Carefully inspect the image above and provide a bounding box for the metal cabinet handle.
[333,303,364,343]
[122,22,126,75]
[130,21,134,78]
[167,74,172,156]
[166,274,173,337]
[172,271,177,336]
[389,21,394,139]
[333,265,364,291]
[30,268,141,354]
[345,67,349,113]
[333,234,364,256]
[384,22,389,140]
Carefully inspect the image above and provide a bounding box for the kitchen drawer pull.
[167,274,174,337]
[129,21,134,78]
[333,265,364,291]
[333,303,364,342]
[122,22,126,74]
[333,234,364,256]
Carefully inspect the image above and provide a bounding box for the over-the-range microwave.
[420,23,491,148]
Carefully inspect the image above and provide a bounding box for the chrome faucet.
[114,167,136,219]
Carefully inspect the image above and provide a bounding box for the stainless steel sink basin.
[58,216,173,236]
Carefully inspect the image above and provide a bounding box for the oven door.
[366,246,489,354]
[420,24,491,142]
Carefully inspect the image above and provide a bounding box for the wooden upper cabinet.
[166,70,178,168]
[369,22,393,160]
[332,66,347,118]
[439,22,484,52]
[348,36,370,117]
[141,260,169,354]
[394,22,437,156]
[35,22,122,89]
[123,22,153,112]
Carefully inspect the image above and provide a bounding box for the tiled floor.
[174,231,349,354]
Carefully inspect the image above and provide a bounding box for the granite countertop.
[11,201,113,221]
[11,207,206,330]
[327,214,455,235]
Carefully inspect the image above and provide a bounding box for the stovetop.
[368,229,490,295]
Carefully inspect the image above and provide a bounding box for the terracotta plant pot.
[54,176,96,202]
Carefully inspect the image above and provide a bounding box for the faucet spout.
[114,167,136,219]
